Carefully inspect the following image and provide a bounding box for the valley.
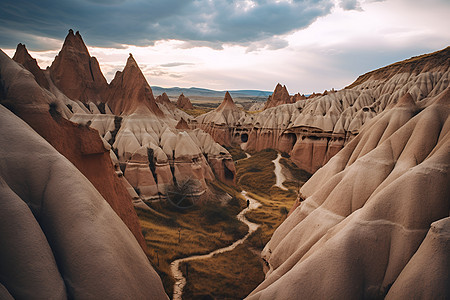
[0,27,448,300]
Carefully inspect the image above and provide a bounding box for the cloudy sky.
[1,0,449,93]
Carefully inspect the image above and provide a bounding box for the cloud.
[160,62,195,68]
[0,0,334,50]
[339,0,363,11]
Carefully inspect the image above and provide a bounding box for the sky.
[1,0,449,94]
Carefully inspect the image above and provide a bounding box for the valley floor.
[136,148,311,299]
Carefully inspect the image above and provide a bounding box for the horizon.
[1,0,449,94]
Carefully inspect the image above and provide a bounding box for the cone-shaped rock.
[0,49,147,251]
[12,43,49,89]
[106,54,163,116]
[49,29,107,103]
[217,91,238,111]
[176,93,193,110]
[264,83,293,109]
[156,92,174,108]
[175,117,190,130]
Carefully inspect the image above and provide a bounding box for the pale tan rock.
[0,105,168,299]
[247,88,450,299]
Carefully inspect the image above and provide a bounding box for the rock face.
[0,105,168,299]
[176,93,194,110]
[106,54,163,116]
[192,48,449,174]
[247,88,450,299]
[0,49,147,251]
[264,83,293,110]
[12,43,49,89]
[49,29,108,103]
[195,92,249,146]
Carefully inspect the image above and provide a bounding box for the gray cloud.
[0,0,334,50]
[340,0,363,11]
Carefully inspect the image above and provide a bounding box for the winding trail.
[273,153,288,191]
[170,191,261,300]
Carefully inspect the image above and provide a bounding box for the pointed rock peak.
[217,91,238,111]
[12,43,32,62]
[396,93,417,108]
[12,43,49,89]
[62,29,89,54]
[176,118,190,130]
[176,93,193,110]
[264,83,292,109]
[125,53,138,67]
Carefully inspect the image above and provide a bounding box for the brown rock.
[49,29,108,103]
[0,49,147,251]
[12,43,49,89]
[106,54,163,116]
[176,93,194,110]
[264,83,294,110]
[175,117,190,130]
[156,92,174,108]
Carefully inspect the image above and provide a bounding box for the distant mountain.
[151,86,272,99]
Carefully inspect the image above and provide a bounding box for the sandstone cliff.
[49,29,108,103]
[248,87,450,299]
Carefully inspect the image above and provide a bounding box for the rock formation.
[176,93,194,110]
[0,105,168,299]
[195,91,249,146]
[12,43,49,89]
[247,88,450,299]
[49,29,108,103]
[0,49,147,250]
[194,47,450,174]
[264,83,294,110]
[156,92,175,108]
[106,54,163,116]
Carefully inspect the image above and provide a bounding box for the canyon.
[0,29,448,299]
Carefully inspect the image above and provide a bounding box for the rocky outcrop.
[12,43,49,89]
[106,54,163,116]
[0,49,147,250]
[176,118,190,130]
[195,92,249,146]
[264,83,293,110]
[248,87,450,299]
[176,93,194,110]
[156,92,175,108]
[0,105,168,299]
[242,47,450,173]
[49,29,108,103]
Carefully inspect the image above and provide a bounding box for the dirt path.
[273,153,288,191]
[170,191,261,300]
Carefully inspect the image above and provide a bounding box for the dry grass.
[181,242,265,299]
[136,193,247,296]
[136,148,311,298]
[182,107,214,117]
[236,148,278,195]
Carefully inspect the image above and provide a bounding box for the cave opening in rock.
[241,133,248,143]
